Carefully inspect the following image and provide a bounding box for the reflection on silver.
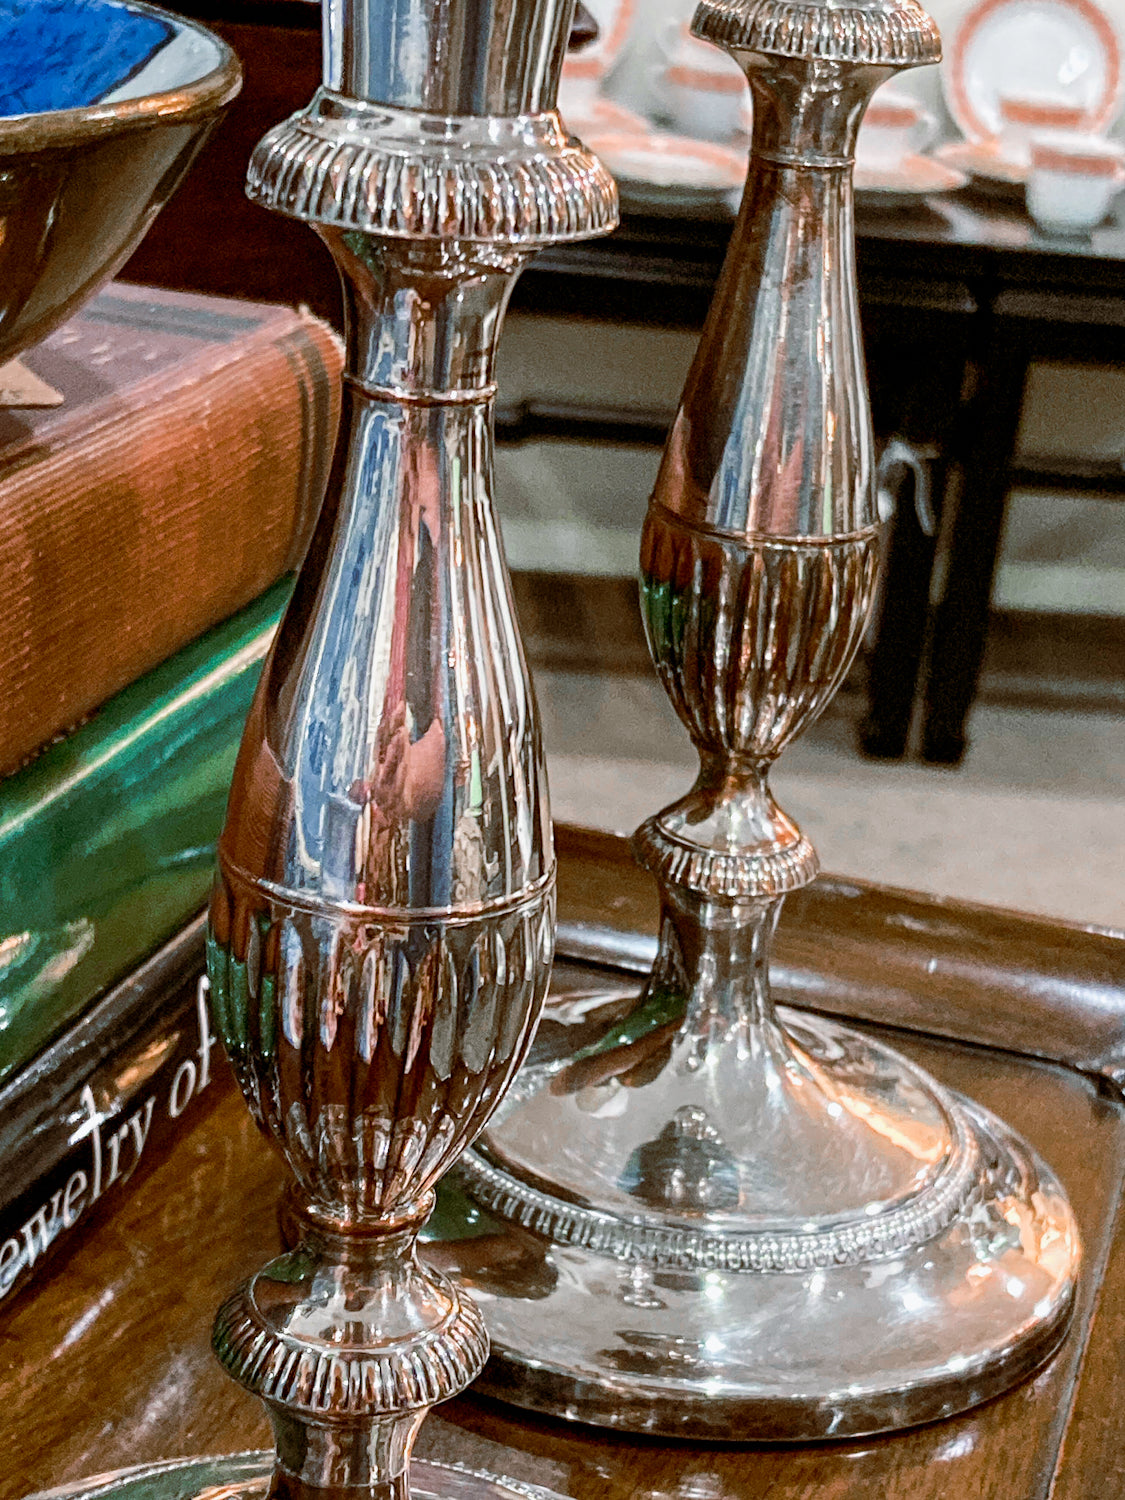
[441,0,1082,1440]
[205,0,616,1492]
[323,0,572,115]
[20,1454,562,1500]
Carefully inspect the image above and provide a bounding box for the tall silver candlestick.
[443,0,1082,1440]
[204,1,616,1496]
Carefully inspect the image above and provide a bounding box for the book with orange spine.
[0,280,342,776]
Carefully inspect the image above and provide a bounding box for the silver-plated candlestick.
[439,0,1082,1441]
[202,1,616,1496]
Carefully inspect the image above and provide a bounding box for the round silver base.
[25,1453,562,1500]
[426,1008,1080,1440]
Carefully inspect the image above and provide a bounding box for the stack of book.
[0,282,342,1303]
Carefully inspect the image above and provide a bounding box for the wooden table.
[5,827,1125,1500]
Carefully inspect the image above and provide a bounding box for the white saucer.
[943,0,1124,142]
[583,130,747,192]
[935,137,1028,197]
[854,151,970,199]
[562,96,651,138]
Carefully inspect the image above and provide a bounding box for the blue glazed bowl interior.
[0,0,223,118]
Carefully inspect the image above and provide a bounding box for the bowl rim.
[0,0,241,154]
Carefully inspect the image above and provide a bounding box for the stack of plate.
[559,0,1125,213]
[935,0,1125,199]
[558,0,748,213]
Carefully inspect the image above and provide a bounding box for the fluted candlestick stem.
[207,7,615,1489]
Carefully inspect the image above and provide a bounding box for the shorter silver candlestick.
[430,0,1081,1440]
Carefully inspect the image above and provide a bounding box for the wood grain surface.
[3,830,1123,1499]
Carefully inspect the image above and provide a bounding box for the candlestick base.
[25,1453,565,1500]
[427,993,1078,1439]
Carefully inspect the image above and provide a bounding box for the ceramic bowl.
[942,0,1124,144]
[0,0,240,364]
[857,87,937,167]
[1026,129,1125,232]
[998,93,1091,166]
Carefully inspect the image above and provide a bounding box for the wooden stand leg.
[921,338,1028,765]
[861,455,946,760]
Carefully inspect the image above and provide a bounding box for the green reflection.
[0,579,291,1083]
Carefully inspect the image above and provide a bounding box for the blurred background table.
[121,0,1125,770]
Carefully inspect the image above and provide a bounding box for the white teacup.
[654,21,748,143]
[998,93,1088,166]
[558,53,606,127]
[663,61,747,142]
[1026,130,1125,234]
[857,88,936,167]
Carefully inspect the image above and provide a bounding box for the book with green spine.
[0,579,290,1084]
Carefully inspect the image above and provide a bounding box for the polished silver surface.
[436,0,1082,1439]
[247,95,616,243]
[323,0,571,115]
[552,909,1125,1091]
[204,2,616,1496]
[22,1453,558,1500]
[445,1035,1075,1438]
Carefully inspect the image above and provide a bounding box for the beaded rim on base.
[459,1096,981,1272]
[439,1079,1080,1440]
